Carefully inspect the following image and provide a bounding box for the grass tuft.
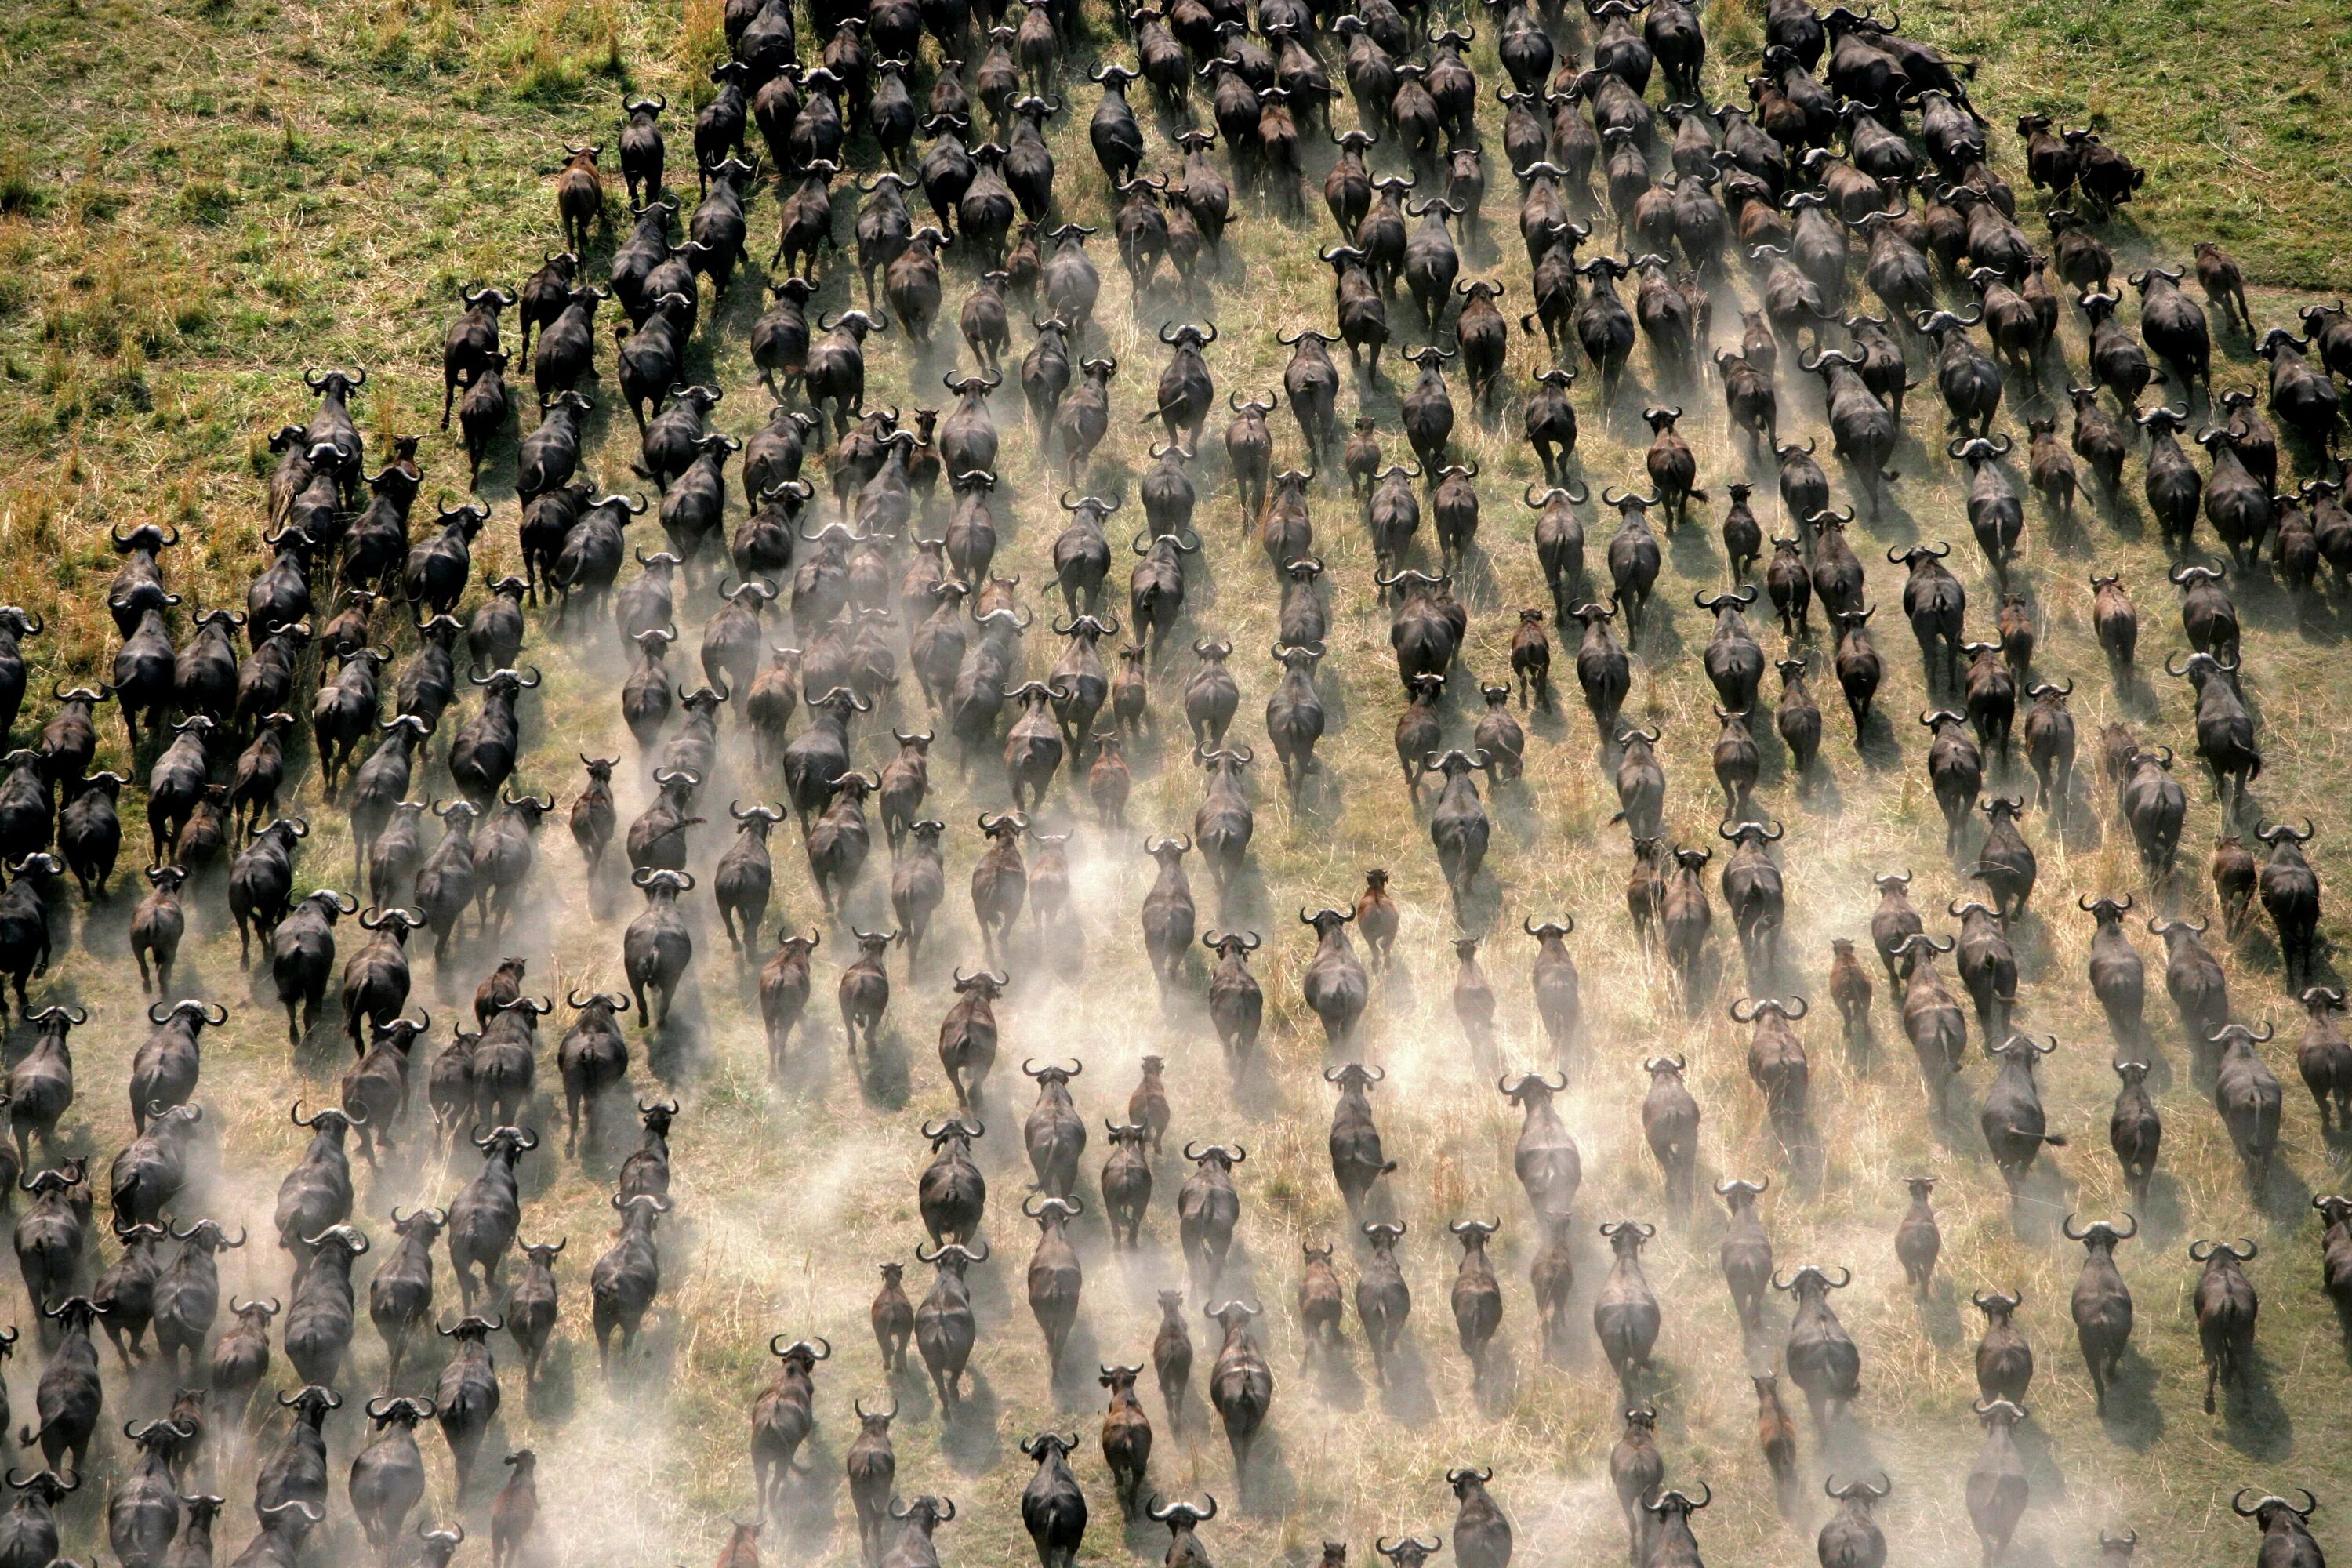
[175,175,238,224]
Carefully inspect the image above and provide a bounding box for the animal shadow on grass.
[966,1250,1016,1319]
[1849,706,1903,775]
[2293,594,2352,646]
[887,1358,938,1425]
[1452,543,1501,610]
[2010,1417,2071,1505]
[1800,763,1847,821]
[1228,1045,1281,1111]
[2330,1298,2352,1370]
[1208,860,1272,933]
[1471,1343,1522,1417]
[775,1033,837,1102]
[1204,1235,1263,1306]
[2006,1152,2078,1244]
[1629,607,1687,666]
[1450,876,1504,942]
[2052,786,2105,855]
[1526,689,1570,745]
[642,985,712,1083]
[939,1370,1004,1473]
[524,1337,579,1422]
[2111,666,2161,723]
[2096,1347,2167,1452]
[1376,1335,1440,1424]
[1047,1317,1107,1410]
[1914,1279,1964,1350]
[778,1431,848,1555]
[1666,521,1720,585]
[1287,761,1350,830]
[1236,1426,1299,1515]
[854,1024,914,1112]
[1777,1125,1826,1196]
[1310,1338,1370,1412]
[2252,1156,2317,1225]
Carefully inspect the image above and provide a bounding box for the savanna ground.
[0,0,2350,1562]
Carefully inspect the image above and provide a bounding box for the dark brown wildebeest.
[2064,1213,2136,1414]
[750,1335,830,1516]
[1775,1262,1860,1432]
[2190,1236,2259,1414]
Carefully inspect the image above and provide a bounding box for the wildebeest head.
[300,1225,372,1259]
[1599,1219,1655,1257]
[169,1218,249,1254]
[1019,1429,1082,1462]
[276,1384,345,1421]
[1772,1262,1850,1301]
[1022,1058,1081,1092]
[1498,1070,1566,1108]
[2061,1212,2137,1250]
[887,1495,956,1529]
[920,1116,983,1152]
[1182,1141,1245,1173]
[364,1396,436,1428]
[4,1468,79,1504]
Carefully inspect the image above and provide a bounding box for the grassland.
[1,0,2350,1563]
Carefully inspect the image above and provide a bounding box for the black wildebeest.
[1592,1219,1659,1392]
[448,1125,537,1312]
[915,1243,987,1414]
[589,1191,672,1370]
[2190,1235,2259,1413]
[1018,1429,1087,1568]
[1178,1143,1244,1294]
[1323,1063,1395,1218]
[1965,1397,2029,1567]
[2065,1213,2136,1414]
[284,1222,369,1386]
[2211,1019,2284,1185]
[1298,905,1370,1051]
[750,1333,829,1515]
[2231,1491,2325,1568]
[1777,1262,1860,1431]
[1203,1299,1272,1497]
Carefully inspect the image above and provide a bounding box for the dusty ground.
[0,0,2349,1561]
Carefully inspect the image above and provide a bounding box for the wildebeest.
[2190,1235,2259,1413]
[751,1334,830,1515]
[1203,1299,1272,1496]
[1298,905,1370,1051]
[915,1241,985,1410]
[1818,1474,1889,1568]
[1178,1143,1244,1292]
[589,1191,672,1370]
[2210,1019,2285,1185]
[283,1223,368,1387]
[1324,1063,1395,1217]
[1592,1219,1659,1392]
[2231,1491,2324,1568]
[1776,1262,1860,1431]
[1608,1405,1663,1563]
[2064,1213,2136,1413]
[448,1126,537,1311]
[1965,1398,2029,1567]
[1972,1288,2033,1405]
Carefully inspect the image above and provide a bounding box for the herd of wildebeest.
[6,0,2352,1559]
